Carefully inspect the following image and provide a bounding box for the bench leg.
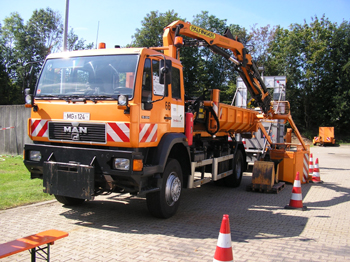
[29,244,51,262]
[31,247,36,262]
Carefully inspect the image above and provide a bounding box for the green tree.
[188,11,249,103]
[1,12,25,81]
[26,8,63,55]
[1,13,27,104]
[267,16,350,135]
[327,20,350,133]
[0,8,93,105]
[249,24,277,67]
[67,28,94,51]
[0,9,63,103]
[130,10,251,103]
[190,11,230,97]
[0,23,15,105]
[130,10,182,47]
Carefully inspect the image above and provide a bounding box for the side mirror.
[24,88,38,111]
[159,59,172,85]
[143,102,153,110]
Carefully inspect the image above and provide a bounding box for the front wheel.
[146,158,183,218]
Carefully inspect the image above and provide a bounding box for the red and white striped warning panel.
[106,123,130,142]
[303,153,309,183]
[213,101,219,116]
[139,123,158,143]
[0,126,14,131]
[31,120,48,137]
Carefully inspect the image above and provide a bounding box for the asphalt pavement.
[1,145,350,261]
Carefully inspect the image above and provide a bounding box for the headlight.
[118,95,128,106]
[29,151,42,161]
[113,158,130,170]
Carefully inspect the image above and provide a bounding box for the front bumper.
[23,144,158,197]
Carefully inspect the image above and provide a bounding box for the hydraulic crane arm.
[163,20,272,115]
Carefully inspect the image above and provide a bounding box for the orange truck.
[23,20,307,218]
[313,127,335,146]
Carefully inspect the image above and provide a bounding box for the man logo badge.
[63,125,87,141]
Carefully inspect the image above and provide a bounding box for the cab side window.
[152,60,168,97]
[171,67,181,99]
[142,58,152,103]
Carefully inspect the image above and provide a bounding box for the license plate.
[63,112,90,120]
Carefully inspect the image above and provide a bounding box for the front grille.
[49,122,106,143]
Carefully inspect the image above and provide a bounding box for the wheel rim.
[165,172,181,206]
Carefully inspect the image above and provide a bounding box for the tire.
[146,158,183,218]
[223,150,244,188]
[54,195,86,206]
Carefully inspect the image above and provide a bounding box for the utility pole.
[63,0,69,51]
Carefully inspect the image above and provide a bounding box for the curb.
[0,200,57,213]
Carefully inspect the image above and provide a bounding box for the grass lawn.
[0,155,54,210]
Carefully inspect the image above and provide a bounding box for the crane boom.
[163,20,272,115]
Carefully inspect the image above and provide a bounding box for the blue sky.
[1,0,349,49]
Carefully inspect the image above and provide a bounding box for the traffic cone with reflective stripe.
[311,158,323,183]
[213,214,233,262]
[308,153,314,180]
[285,172,307,211]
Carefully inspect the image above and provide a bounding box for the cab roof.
[47,47,145,59]
[46,47,182,67]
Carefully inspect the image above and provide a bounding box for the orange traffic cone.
[308,153,314,180]
[213,214,233,262]
[311,158,323,183]
[285,172,307,210]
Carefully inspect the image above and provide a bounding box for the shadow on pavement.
[304,182,350,208]
[60,175,312,243]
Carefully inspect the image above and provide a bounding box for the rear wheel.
[223,150,244,187]
[146,158,183,218]
[54,195,86,206]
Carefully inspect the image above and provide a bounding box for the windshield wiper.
[85,95,118,101]
[35,94,60,100]
[36,94,119,103]
[57,95,86,103]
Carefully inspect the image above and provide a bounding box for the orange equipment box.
[270,146,310,184]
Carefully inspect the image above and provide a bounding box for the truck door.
[169,66,185,132]
[141,58,184,145]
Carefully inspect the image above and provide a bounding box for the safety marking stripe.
[303,154,309,182]
[291,193,303,201]
[216,233,232,248]
[213,102,219,115]
[31,120,48,137]
[106,123,130,142]
[293,180,301,188]
[139,123,157,143]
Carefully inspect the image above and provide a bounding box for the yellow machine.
[23,20,308,218]
[313,127,336,146]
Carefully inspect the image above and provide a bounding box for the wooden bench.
[0,229,68,262]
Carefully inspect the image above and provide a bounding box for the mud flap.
[43,161,95,200]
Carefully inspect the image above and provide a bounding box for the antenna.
[95,21,100,49]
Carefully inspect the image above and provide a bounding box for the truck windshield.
[35,54,139,99]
